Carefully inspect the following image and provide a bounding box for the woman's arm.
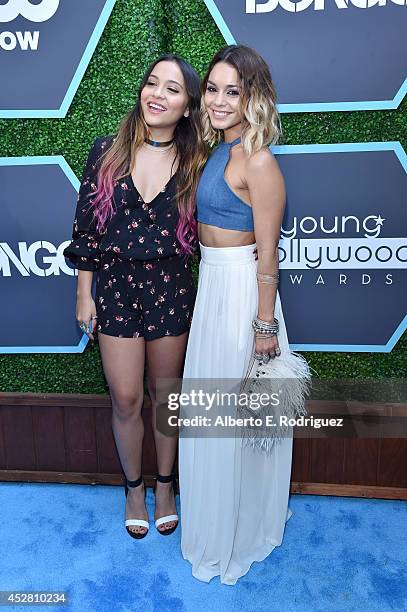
[246,148,286,357]
[64,137,106,271]
[64,137,108,340]
[76,270,97,341]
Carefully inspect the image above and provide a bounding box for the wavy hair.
[90,54,208,254]
[201,45,283,156]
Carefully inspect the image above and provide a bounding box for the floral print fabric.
[96,254,195,339]
[63,135,189,270]
[63,135,196,340]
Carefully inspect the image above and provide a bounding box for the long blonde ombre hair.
[91,54,208,254]
[201,45,283,156]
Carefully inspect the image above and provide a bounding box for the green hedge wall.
[0,0,405,393]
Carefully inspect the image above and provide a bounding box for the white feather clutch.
[238,340,313,454]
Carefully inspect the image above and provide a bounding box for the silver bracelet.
[254,329,278,337]
[252,317,279,335]
[256,272,279,285]
[253,316,279,328]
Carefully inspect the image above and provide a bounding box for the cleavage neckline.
[128,171,177,205]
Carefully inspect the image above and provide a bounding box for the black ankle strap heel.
[124,475,143,496]
[153,472,179,536]
[123,475,149,539]
[153,473,178,495]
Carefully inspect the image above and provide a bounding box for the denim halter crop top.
[196,137,254,232]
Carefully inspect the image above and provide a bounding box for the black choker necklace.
[144,137,174,148]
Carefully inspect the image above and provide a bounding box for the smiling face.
[140,60,190,132]
[203,61,242,133]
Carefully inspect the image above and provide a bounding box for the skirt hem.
[181,507,294,585]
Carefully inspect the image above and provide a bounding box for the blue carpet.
[0,483,406,611]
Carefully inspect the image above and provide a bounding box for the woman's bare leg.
[98,332,147,536]
[146,332,189,532]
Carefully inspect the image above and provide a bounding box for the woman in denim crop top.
[178,45,311,585]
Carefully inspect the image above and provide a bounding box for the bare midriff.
[198,223,255,248]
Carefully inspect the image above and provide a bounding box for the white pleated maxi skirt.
[178,243,294,585]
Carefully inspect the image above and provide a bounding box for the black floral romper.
[64,136,196,340]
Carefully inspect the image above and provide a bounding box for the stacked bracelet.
[256,271,279,285]
[252,317,279,336]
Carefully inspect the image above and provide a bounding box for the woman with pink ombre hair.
[64,54,207,540]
